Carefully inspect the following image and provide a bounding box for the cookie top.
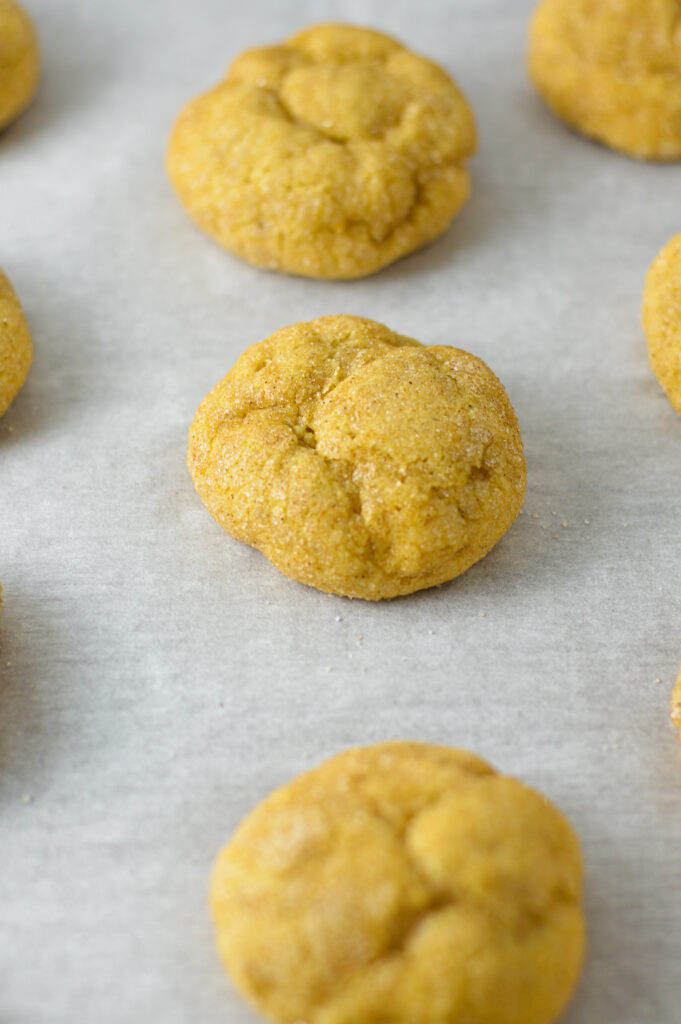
[643,233,681,414]
[0,0,40,130]
[188,316,526,600]
[528,0,681,160]
[211,741,585,1024]
[0,269,33,417]
[167,24,476,279]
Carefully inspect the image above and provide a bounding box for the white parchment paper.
[2,1,681,1021]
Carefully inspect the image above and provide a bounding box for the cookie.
[188,315,526,600]
[0,0,40,131]
[643,233,681,415]
[671,665,681,748]
[528,0,681,160]
[167,24,476,279]
[0,269,32,417]
[211,741,585,1024]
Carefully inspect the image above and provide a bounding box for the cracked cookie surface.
[211,741,585,1024]
[0,269,32,417]
[188,315,526,600]
[643,233,681,414]
[0,0,39,130]
[529,0,681,160]
[167,24,475,279]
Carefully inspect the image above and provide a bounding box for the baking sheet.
[2,0,681,1020]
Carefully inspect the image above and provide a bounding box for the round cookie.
[188,315,526,600]
[0,269,32,416]
[671,664,681,749]
[643,233,681,414]
[211,741,585,1024]
[167,24,476,279]
[0,0,40,131]
[528,0,681,160]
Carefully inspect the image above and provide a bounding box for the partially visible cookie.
[211,741,585,1024]
[528,0,681,160]
[167,24,476,279]
[642,234,681,415]
[671,665,681,748]
[0,0,40,131]
[188,315,526,600]
[0,269,32,416]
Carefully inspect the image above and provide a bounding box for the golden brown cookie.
[0,0,40,131]
[211,741,585,1024]
[643,233,681,414]
[188,315,526,600]
[671,664,681,748]
[0,269,32,416]
[528,0,681,160]
[167,24,476,279]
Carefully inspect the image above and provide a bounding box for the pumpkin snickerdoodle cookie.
[210,741,585,1024]
[643,233,681,414]
[167,24,476,279]
[528,0,681,160]
[0,0,39,131]
[188,316,526,600]
[671,665,681,747]
[0,269,32,417]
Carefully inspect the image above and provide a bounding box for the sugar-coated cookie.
[167,24,476,279]
[643,233,681,414]
[188,316,526,600]
[0,0,39,130]
[529,0,681,160]
[0,269,32,416]
[211,741,585,1024]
